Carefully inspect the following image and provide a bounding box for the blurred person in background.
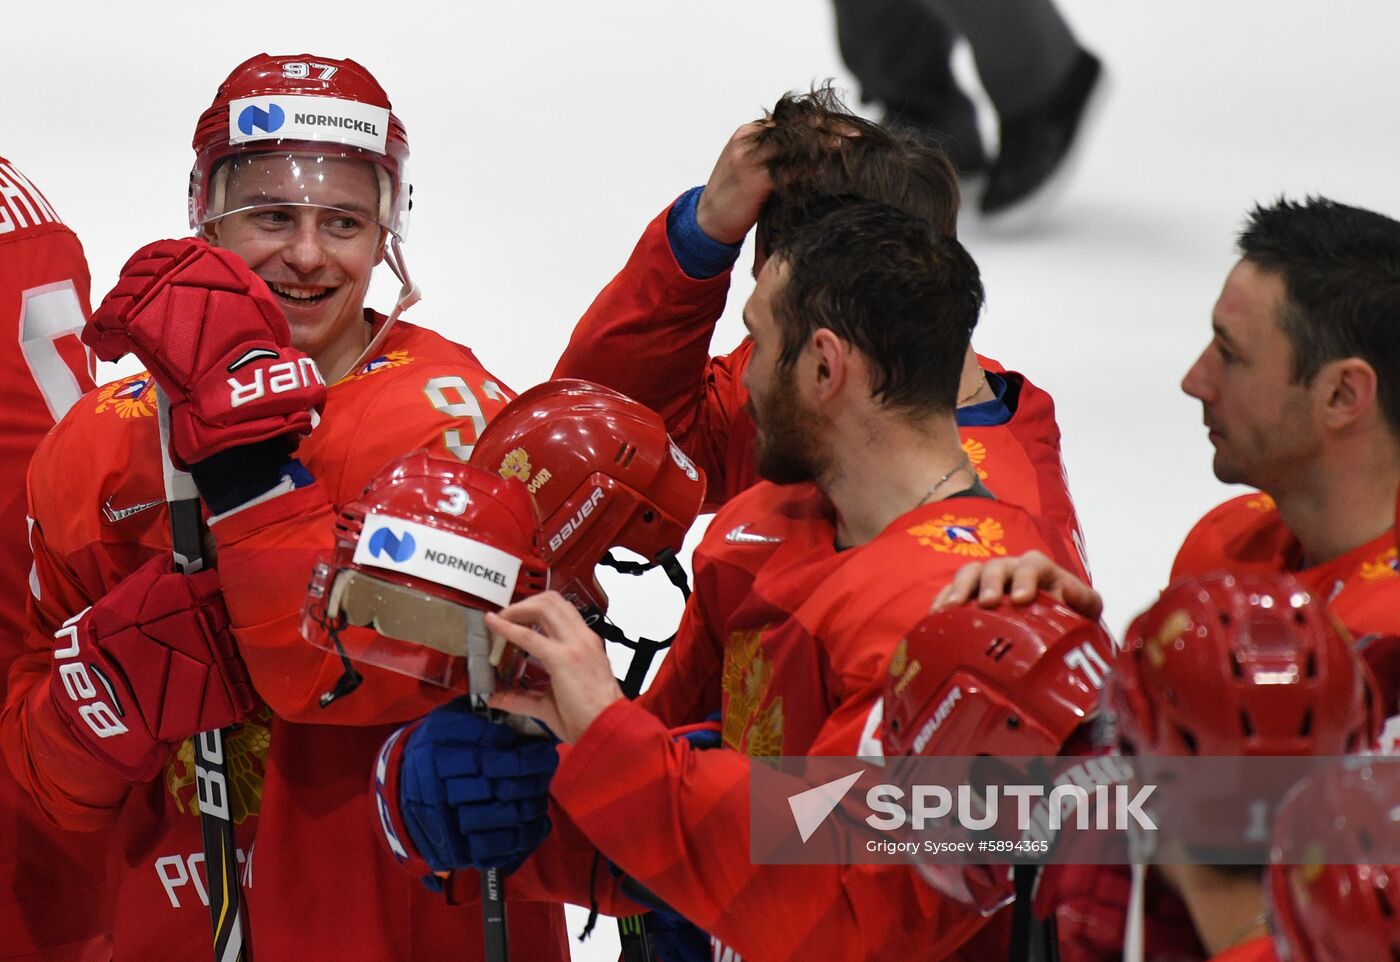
[831,0,1106,217]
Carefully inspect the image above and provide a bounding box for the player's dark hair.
[769,200,982,414]
[1239,196,1400,434]
[751,85,961,257]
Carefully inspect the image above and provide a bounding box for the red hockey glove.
[84,238,327,469]
[1034,863,1206,962]
[49,555,258,783]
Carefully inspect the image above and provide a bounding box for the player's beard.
[750,366,828,485]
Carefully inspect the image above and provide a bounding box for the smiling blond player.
[1,53,569,961]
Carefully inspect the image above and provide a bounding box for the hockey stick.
[158,389,249,962]
[467,631,510,962]
[481,867,508,961]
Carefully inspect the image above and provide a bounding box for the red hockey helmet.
[880,595,1114,914]
[470,379,705,618]
[190,53,411,239]
[882,595,1112,759]
[1111,571,1373,758]
[1268,761,1400,962]
[1110,572,1377,862]
[302,450,547,701]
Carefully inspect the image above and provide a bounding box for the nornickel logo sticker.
[354,513,522,607]
[237,103,285,136]
[367,527,416,563]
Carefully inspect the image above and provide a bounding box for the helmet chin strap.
[591,548,691,699]
[347,232,421,375]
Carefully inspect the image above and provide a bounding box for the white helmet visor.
[196,151,407,240]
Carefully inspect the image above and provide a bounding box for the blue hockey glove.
[389,698,558,876]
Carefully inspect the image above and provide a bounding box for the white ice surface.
[6,2,1399,957]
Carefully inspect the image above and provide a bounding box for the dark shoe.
[980,51,1105,217]
[882,96,990,176]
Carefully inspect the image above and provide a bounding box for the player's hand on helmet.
[382,698,558,877]
[48,554,257,783]
[84,237,327,469]
[695,122,778,245]
[486,592,624,743]
[932,550,1103,621]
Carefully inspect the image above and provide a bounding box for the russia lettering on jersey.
[0,161,62,234]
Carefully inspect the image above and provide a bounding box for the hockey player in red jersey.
[382,201,1076,960]
[1173,199,1400,635]
[0,55,569,961]
[0,156,108,961]
[553,87,1092,577]
[943,197,1400,727]
[1108,571,1379,962]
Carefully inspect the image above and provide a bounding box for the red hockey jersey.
[2,317,569,961]
[1173,492,1400,635]
[520,480,1062,960]
[553,201,1090,577]
[0,156,109,962]
[1207,936,1277,962]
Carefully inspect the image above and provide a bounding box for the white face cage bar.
[303,562,529,702]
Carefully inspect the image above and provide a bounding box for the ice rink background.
[6,2,1400,956]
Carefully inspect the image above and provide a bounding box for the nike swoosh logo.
[725,523,783,545]
[102,496,163,524]
[227,347,279,372]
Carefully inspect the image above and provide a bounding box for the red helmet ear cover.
[470,379,705,613]
[334,449,547,610]
[1111,571,1375,757]
[881,594,1110,759]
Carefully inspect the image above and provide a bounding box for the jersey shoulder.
[30,372,166,566]
[312,318,514,483]
[36,371,159,474]
[699,481,829,560]
[335,318,504,386]
[1172,492,1291,580]
[973,352,1057,422]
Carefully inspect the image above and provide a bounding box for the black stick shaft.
[481,868,508,961]
[160,391,249,962]
[617,915,655,962]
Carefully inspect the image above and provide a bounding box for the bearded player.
[0,55,568,960]
[379,202,1074,960]
[553,87,1092,578]
[0,156,106,961]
